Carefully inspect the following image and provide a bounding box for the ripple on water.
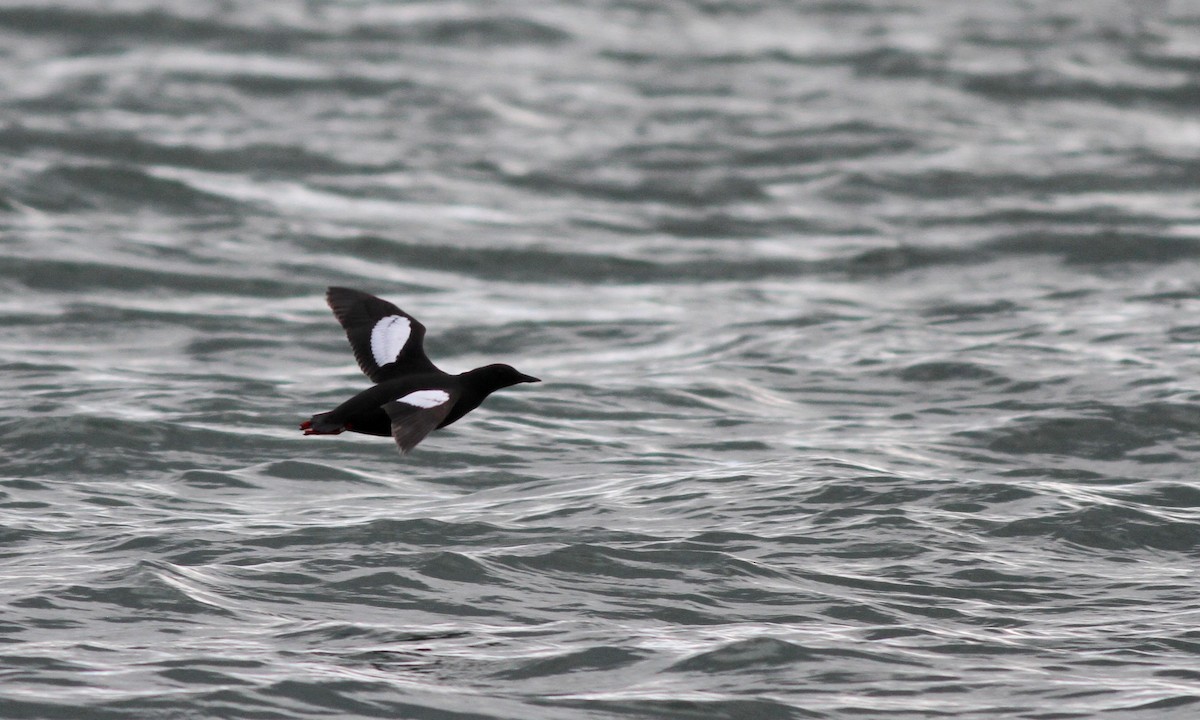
[4,0,1200,718]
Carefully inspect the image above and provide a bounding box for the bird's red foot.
[301,419,345,436]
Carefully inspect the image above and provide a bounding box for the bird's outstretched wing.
[325,287,438,382]
[383,389,458,454]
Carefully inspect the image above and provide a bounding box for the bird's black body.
[301,288,539,454]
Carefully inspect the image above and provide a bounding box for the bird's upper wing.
[383,388,458,454]
[325,287,438,382]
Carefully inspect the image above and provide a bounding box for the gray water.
[4,1,1200,717]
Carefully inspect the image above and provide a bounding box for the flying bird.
[301,287,539,454]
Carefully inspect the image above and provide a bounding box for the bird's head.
[467,363,541,391]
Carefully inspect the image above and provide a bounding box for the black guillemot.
[300,287,539,454]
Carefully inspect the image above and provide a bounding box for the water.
[3,0,1200,717]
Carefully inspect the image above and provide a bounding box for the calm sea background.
[4,1,1200,718]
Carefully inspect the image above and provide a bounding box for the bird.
[300,287,539,454]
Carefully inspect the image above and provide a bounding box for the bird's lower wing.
[383,391,457,455]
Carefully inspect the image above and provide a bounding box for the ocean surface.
[3,1,1200,717]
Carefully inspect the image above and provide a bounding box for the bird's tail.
[300,411,344,435]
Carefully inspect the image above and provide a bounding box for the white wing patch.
[397,389,450,408]
[370,315,411,367]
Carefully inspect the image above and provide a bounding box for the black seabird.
[300,287,539,454]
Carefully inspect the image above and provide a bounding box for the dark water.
[4,1,1200,717]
